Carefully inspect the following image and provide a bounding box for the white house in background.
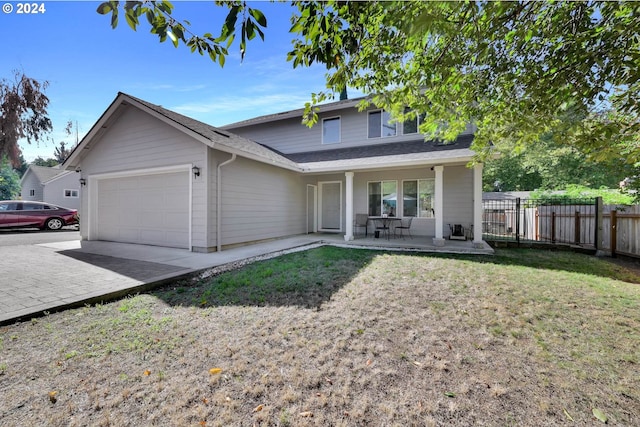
[62,92,485,252]
[20,165,81,210]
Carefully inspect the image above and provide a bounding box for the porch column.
[433,165,445,246]
[344,171,354,241]
[473,162,484,248]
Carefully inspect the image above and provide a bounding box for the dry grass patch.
[1,246,639,426]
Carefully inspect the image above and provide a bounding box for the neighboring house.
[62,92,485,252]
[20,165,81,210]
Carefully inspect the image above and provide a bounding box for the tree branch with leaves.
[96,1,639,169]
[0,72,52,167]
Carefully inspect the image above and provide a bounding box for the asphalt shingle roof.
[27,165,64,183]
[284,134,474,163]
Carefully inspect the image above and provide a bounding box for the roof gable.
[20,165,66,186]
[62,92,302,172]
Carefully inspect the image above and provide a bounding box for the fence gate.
[482,197,598,248]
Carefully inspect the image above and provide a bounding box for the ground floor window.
[368,181,398,216]
[403,179,435,218]
[64,189,79,198]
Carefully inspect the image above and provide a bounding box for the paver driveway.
[0,230,192,324]
[0,231,325,324]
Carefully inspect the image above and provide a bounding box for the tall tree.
[0,72,52,167]
[32,156,58,167]
[483,138,629,192]
[97,1,640,166]
[53,141,71,164]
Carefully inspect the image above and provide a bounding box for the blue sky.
[1,1,342,162]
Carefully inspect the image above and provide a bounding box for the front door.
[319,181,342,232]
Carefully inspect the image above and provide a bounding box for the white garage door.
[97,171,190,248]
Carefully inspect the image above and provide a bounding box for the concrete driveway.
[0,230,325,325]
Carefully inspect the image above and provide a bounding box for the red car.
[0,201,79,230]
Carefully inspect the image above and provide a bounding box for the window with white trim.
[403,179,435,218]
[368,110,396,138]
[29,189,35,197]
[368,180,398,216]
[322,117,341,144]
[64,189,79,198]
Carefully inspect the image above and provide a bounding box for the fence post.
[516,198,521,246]
[575,210,581,245]
[551,212,556,243]
[610,210,617,258]
[595,197,603,252]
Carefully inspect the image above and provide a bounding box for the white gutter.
[216,153,236,252]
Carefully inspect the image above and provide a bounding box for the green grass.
[158,245,377,308]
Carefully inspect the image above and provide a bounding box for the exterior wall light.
[79,178,87,186]
[192,166,200,178]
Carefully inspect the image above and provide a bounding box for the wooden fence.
[600,205,640,258]
[482,197,640,258]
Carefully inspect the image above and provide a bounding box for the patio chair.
[354,213,369,237]
[394,216,413,239]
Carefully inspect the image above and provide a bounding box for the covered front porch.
[338,162,485,248]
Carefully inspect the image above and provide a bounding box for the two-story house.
[63,92,484,252]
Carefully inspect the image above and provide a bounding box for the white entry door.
[96,171,190,248]
[319,181,342,232]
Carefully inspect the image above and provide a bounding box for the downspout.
[217,154,236,252]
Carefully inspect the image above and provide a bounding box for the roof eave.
[299,152,476,174]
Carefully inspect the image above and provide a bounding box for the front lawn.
[1,247,638,426]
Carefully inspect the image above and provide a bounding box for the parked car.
[0,201,79,230]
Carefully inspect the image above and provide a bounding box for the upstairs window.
[29,189,35,197]
[64,189,79,198]
[368,110,396,138]
[322,117,341,144]
[402,109,426,135]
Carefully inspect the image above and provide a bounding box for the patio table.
[368,216,400,240]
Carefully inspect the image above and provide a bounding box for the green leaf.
[125,12,138,31]
[145,9,154,25]
[245,20,256,41]
[96,2,113,15]
[592,408,607,423]
[249,8,267,27]
[172,25,184,41]
[444,392,456,398]
[110,11,119,28]
[168,30,178,47]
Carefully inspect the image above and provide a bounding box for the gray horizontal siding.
[21,173,43,201]
[229,106,475,155]
[82,107,204,174]
[43,173,81,210]
[218,156,306,246]
[442,166,473,235]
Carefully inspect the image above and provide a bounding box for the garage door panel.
[96,171,189,248]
